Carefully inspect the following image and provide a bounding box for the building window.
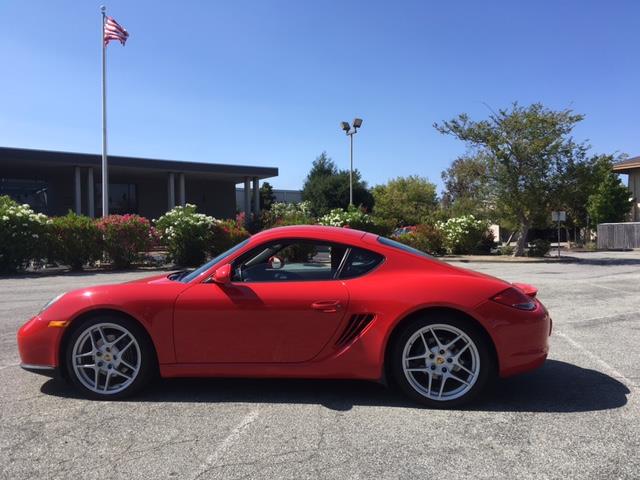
[95,183,138,215]
[0,179,49,213]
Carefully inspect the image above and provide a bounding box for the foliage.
[497,244,515,256]
[259,182,276,210]
[435,103,586,256]
[372,176,438,226]
[210,219,251,256]
[586,160,633,225]
[396,224,446,255]
[0,196,48,273]
[261,201,314,228]
[318,205,372,228]
[436,214,489,254]
[48,212,103,270]
[301,152,374,216]
[441,152,494,219]
[527,239,551,257]
[155,204,215,267]
[97,214,155,269]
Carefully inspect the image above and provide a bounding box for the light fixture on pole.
[340,118,363,205]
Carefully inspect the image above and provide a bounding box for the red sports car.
[18,225,551,407]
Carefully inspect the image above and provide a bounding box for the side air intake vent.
[335,314,375,347]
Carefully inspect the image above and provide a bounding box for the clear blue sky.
[1,1,638,191]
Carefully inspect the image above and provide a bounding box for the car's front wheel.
[391,316,493,408]
[65,316,154,399]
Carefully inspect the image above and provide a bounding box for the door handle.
[311,300,342,313]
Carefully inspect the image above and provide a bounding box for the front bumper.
[17,315,65,370]
[20,363,60,378]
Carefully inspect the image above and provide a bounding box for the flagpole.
[100,5,108,217]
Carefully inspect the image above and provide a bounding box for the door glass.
[235,241,347,282]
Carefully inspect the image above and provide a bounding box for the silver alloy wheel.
[71,322,141,395]
[402,323,480,401]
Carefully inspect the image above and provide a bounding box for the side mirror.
[212,263,232,285]
[268,255,284,270]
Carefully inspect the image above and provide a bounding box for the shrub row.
[0,197,250,273]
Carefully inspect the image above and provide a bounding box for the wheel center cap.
[436,356,445,365]
[103,352,112,361]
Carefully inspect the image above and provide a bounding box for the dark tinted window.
[233,240,348,282]
[377,236,434,259]
[339,248,384,279]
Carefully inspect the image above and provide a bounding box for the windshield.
[377,236,434,259]
[179,239,250,283]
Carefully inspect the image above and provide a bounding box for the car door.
[173,240,350,363]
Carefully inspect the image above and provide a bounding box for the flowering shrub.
[261,201,314,228]
[437,215,490,254]
[155,204,216,266]
[318,206,372,228]
[0,196,48,273]
[210,219,250,256]
[396,224,446,255]
[49,213,103,270]
[97,214,155,269]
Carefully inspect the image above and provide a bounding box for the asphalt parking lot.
[1,251,639,479]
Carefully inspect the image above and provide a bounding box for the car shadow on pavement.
[41,359,630,412]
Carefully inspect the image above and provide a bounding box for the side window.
[339,248,384,280]
[233,240,348,283]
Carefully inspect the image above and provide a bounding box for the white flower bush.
[261,201,314,228]
[436,214,488,254]
[318,206,373,228]
[155,204,219,266]
[0,196,49,272]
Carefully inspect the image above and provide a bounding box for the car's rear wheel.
[391,316,493,408]
[65,316,154,399]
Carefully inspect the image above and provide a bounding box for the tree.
[441,152,493,219]
[587,160,632,225]
[301,152,373,216]
[259,182,276,210]
[435,103,585,256]
[372,176,438,226]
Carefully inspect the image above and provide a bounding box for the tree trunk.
[513,220,530,257]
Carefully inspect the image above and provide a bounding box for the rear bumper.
[477,298,552,378]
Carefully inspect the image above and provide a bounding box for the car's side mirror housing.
[212,264,232,285]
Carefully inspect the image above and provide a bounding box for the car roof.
[251,225,369,244]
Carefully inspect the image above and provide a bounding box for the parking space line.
[555,330,636,391]
[192,408,260,479]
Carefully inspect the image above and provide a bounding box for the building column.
[178,173,186,206]
[243,177,251,218]
[252,177,260,216]
[74,166,82,214]
[167,172,175,211]
[87,168,95,218]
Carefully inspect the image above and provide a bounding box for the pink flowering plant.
[96,214,155,269]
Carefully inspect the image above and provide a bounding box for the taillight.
[491,287,537,311]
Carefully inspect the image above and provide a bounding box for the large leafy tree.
[435,103,585,256]
[301,152,373,216]
[441,152,493,219]
[586,158,632,225]
[259,181,276,210]
[372,176,438,226]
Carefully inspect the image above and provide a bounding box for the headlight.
[40,293,66,314]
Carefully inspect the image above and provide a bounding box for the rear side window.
[377,236,434,259]
[339,248,384,280]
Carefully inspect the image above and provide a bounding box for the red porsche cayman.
[18,225,551,407]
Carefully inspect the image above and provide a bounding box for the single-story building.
[613,156,640,222]
[236,187,302,211]
[0,146,278,219]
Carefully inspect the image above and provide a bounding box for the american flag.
[104,16,129,46]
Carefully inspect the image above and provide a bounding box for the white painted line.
[0,363,18,371]
[192,408,260,478]
[582,281,636,295]
[555,330,636,391]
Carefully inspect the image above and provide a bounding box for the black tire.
[64,315,156,400]
[390,315,494,408]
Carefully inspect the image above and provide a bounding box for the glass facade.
[0,179,49,213]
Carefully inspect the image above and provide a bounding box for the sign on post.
[551,211,566,257]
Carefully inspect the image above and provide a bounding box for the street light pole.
[349,131,353,205]
[340,118,363,207]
